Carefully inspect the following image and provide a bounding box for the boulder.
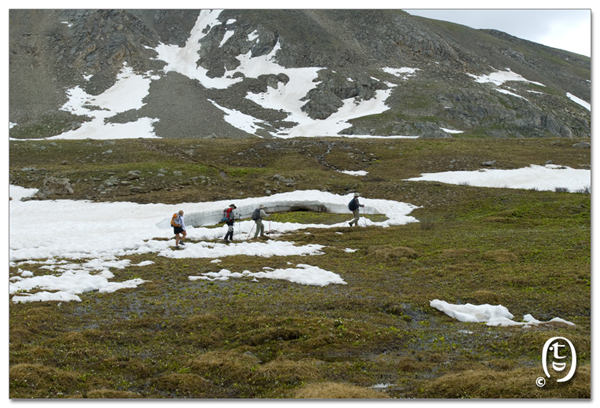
[36,176,74,199]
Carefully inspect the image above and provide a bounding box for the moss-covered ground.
[9,137,590,399]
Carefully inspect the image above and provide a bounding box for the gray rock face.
[9,9,591,139]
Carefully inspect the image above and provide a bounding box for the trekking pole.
[247,223,255,240]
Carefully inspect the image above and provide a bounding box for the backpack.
[251,208,261,221]
[222,208,233,222]
[171,213,180,227]
[348,198,358,211]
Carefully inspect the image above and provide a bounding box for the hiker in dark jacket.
[348,193,365,227]
[223,204,237,242]
[253,204,270,238]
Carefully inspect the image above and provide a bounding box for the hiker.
[348,193,365,227]
[171,210,187,248]
[223,204,237,242]
[252,204,270,239]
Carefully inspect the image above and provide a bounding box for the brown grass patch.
[10,328,36,344]
[10,363,78,387]
[99,357,151,378]
[256,357,323,385]
[483,249,518,263]
[152,373,212,396]
[420,365,590,398]
[238,326,304,346]
[58,331,87,343]
[463,289,502,305]
[486,359,516,371]
[180,314,226,347]
[440,248,475,258]
[396,356,420,372]
[10,363,98,398]
[86,389,142,398]
[484,216,511,223]
[368,245,418,260]
[293,382,390,399]
[187,350,260,385]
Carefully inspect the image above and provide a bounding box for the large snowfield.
[8,158,589,328]
[7,10,591,329]
[9,186,420,303]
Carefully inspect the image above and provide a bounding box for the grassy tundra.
[9,137,590,399]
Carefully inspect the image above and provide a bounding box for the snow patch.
[430,299,575,327]
[9,186,417,302]
[468,68,545,87]
[496,88,529,100]
[339,170,368,176]
[24,64,161,140]
[189,264,347,287]
[406,164,590,193]
[382,67,419,78]
[440,128,463,134]
[567,92,591,111]
[159,241,325,259]
[149,11,418,138]
[208,99,268,135]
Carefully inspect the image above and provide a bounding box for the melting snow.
[9,186,417,302]
[47,64,160,140]
[10,12,589,141]
[339,170,368,176]
[430,299,575,327]
[9,161,589,303]
[468,68,545,87]
[440,128,463,134]
[383,67,419,78]
[567,92,591,110]
[406,164,590,193]
[189,264,347,287]
[17,10,425,140]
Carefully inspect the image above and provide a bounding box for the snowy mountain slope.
[9,9,591,140]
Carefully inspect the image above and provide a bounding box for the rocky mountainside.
[9,9,591,140]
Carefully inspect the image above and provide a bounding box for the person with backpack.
[223,204,237,242]
[171,210,187,248]
[252,204,270,239]
[348,192,365,227]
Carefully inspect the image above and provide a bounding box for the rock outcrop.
[9,9,591,140]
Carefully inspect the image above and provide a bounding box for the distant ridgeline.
[9,9,591,140]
